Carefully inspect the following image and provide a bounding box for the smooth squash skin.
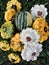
[14,11,32,31]
[5,9,16,22]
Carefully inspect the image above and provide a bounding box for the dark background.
[0,0,49,65]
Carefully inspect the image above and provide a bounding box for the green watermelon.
[14,11,32,31]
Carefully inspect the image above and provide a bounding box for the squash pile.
[0,0,49,64]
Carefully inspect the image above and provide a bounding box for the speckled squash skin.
[8,53,21,64]
[33,18,49,43]
[0,40,10,51]
[6,0,22,12]
[1,22,14,39]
